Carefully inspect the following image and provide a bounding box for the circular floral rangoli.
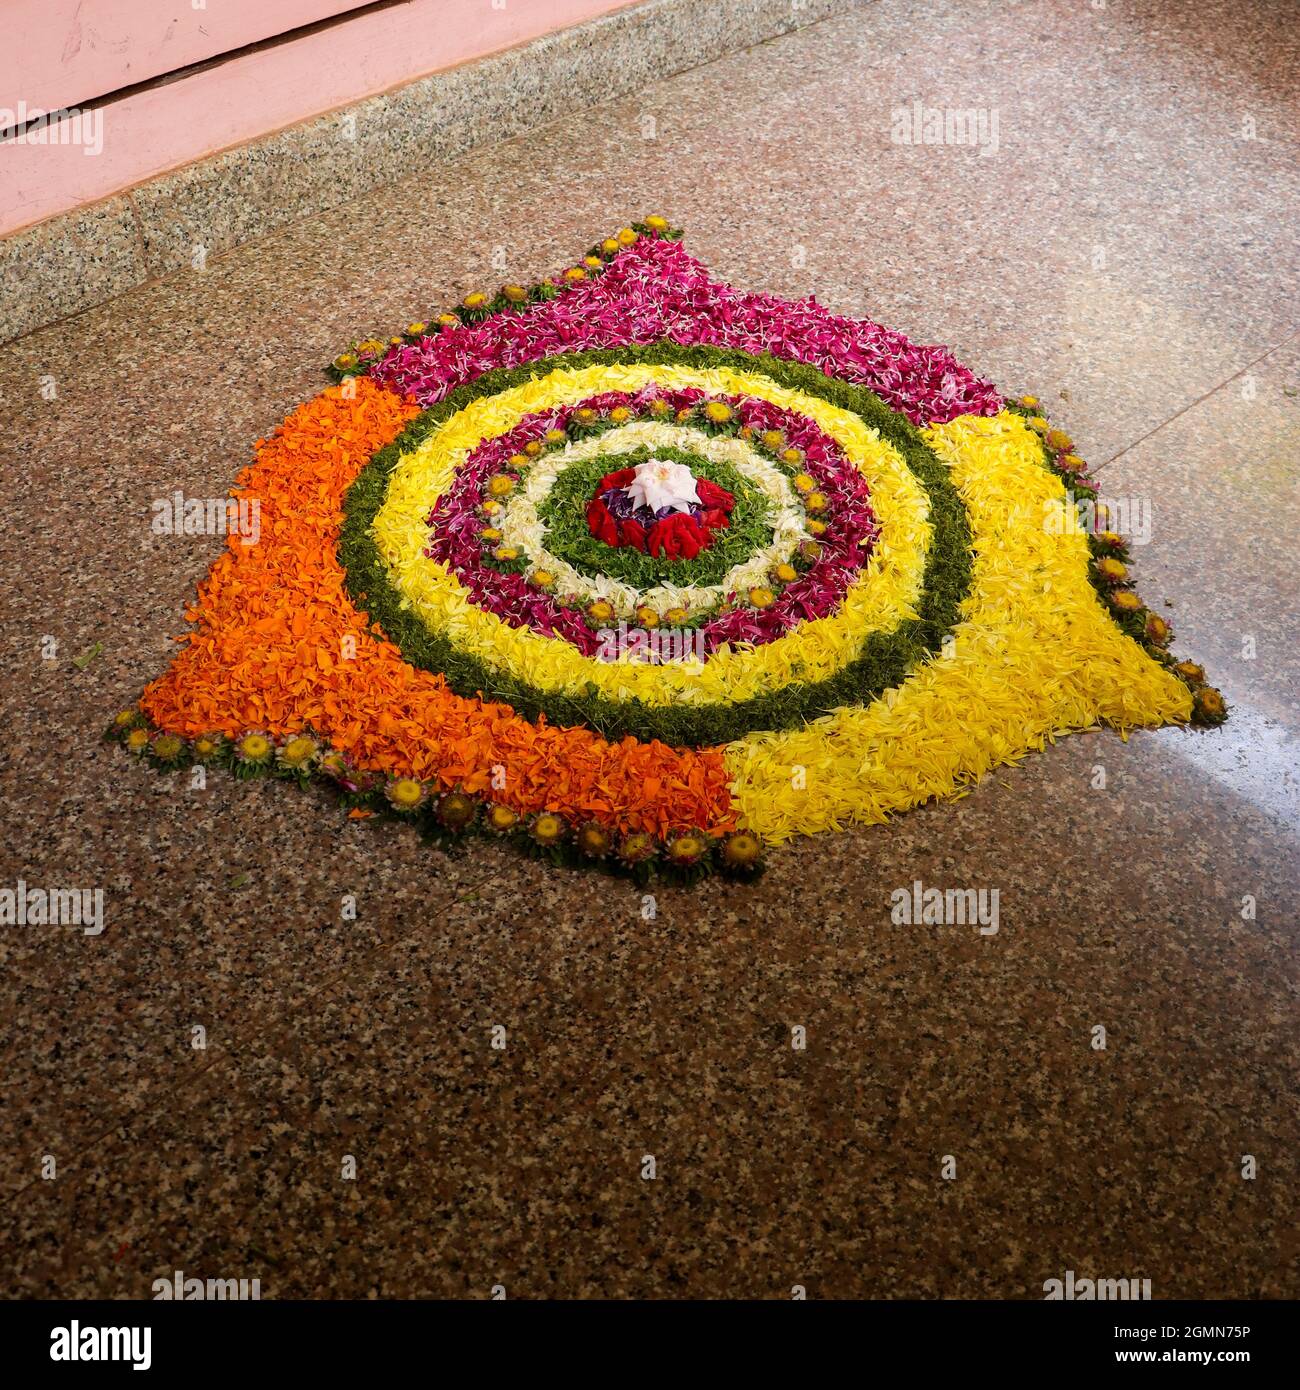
[110,218,1226,882]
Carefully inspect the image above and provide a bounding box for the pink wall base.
[0,0,645,238]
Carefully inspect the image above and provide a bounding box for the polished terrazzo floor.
[0,0,1296,1298]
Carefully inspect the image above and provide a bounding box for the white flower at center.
[624,457,700,514]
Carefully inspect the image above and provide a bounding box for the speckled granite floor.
[1,0,1297,1299]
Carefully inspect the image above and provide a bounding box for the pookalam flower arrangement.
[109,217,1225,882]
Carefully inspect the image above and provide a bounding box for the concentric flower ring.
[340,347,971,745]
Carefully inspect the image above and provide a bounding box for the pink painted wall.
[0,0,645,237]
[6,1,374,113]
